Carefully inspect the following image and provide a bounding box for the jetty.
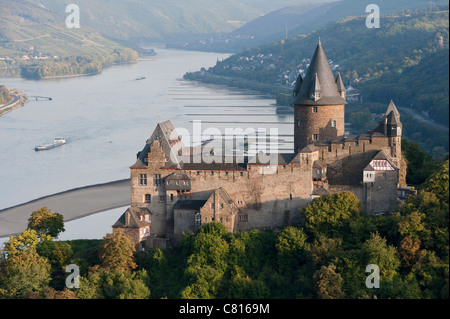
[29,95,52,101]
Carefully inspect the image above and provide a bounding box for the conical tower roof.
[335,72,345,95]
[385,100,401,123]
[293,73,303,98]
[293,40,347,106]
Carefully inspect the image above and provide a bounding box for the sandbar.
[0,179,131,237]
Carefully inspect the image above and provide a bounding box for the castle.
[112,40,408,249]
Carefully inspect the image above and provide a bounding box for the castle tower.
[292,40,347,152]
[384,100,403,169]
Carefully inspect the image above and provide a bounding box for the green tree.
[27,207,65,239]
[98,230,137,273]
[225,266,270,299]
[275,226,307,270]
[300,191,361,237]
[307,236,343,267]
[0,230,51,298]
[101,270,150,299]
[361,232,400,282]
[313,264,345,299]
[423,159,449,203]
[76,268,150,299]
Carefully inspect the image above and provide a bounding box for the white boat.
[35,137,66,151]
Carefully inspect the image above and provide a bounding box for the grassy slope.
[24,0,262,41]
[0,0,125,57]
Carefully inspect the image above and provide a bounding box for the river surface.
[0,47,294,243]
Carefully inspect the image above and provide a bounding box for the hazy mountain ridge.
[169,0,447,52]
[23,0,262,42]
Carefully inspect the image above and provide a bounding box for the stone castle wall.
[131,144,319,240]
[294,104,345,152]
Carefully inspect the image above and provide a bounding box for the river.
[0,47,294,244]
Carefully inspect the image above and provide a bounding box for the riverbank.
[0,90,29,116]
[0,179,131,237]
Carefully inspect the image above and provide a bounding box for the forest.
[16,48,138,80]
[0,143,448,299]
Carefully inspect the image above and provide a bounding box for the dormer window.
[311,92,321,101]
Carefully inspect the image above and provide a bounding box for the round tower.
[292,40,347,153]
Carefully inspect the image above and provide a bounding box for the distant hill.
[0,0,130,57]
[230,2,340,39]
[0,0,138,78]
[170,0,447,52]
[235,0,338,14]
[23,0,261,43]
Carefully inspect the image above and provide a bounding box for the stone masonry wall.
[294,104,345,152]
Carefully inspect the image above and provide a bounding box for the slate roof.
[131,120,184,169]
[363,150,398,171]
[293,40,347,106]
[335,72,345,95]
[312,188,330,196]
[166,172,191,181]
[385,100,401,122]
[112,207,151,229]
[173,199,208,211]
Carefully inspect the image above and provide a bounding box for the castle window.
[154,174,161,186]
[382,173,387,179]
[297,120,301,127]
[355,141,359,146]
[312,107,318,113]
[159,195,165,203]
[220,203,224,209]
[145,194,151,203]
[290,194,292,200]
[170,194,174,202]
[238,214,248,222]
[313,134,318,141]
[331,120,336,128]
[195,214,201,226]
[211,203,215,209]
[139,174,147,186]
[240,172,244,176]
[225,171,229,176]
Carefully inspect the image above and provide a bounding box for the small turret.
[293,73,303,98]
[335,72,345,99]
[310,73,322,101]
[384,100,402,137]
